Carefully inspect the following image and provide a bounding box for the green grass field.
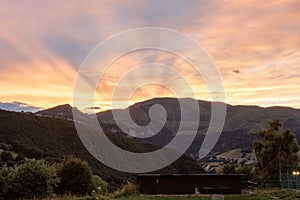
[47,189,300,200]
[111,191,299,200]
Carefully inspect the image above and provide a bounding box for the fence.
[250,172,300,191]
[281,172,300,190]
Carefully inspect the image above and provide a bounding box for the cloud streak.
[0,0,299,109]
[0,101,42,112]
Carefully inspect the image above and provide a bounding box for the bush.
[113,182,138,198]
[0,157,107,199]
[56,157,93,196]
[0,160,57,199]
[6,160,15,168]
[0,167,12,199]
[8,160,57,199]
[91,175,108,195]
[220,163,236,174]
[236,165,254,189]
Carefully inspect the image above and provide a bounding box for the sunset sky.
[1,0,300,112]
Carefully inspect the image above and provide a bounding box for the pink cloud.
[0,0,299,109]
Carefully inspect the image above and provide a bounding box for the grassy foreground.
[112,190,299,200]
[47,189,300,200]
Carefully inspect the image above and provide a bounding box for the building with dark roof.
[137,174,242,194]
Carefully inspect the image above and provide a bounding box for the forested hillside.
[0,109,203,190]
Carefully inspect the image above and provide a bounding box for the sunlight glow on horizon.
[1,0,300,112]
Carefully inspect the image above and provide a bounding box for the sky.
[0,0,300,112]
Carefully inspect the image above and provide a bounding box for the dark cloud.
[233,69,241,74]
[85,106,101,110]
[0,101,42,112]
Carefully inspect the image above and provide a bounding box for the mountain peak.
[36,104,73,120]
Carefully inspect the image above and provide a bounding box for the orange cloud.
[0,0,300,110]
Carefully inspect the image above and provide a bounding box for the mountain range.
[0,108,204,190]
[2,97,298,188]
[0,103,204,190]
[36,98,300,158]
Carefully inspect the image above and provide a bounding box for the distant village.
[198,148,256,173]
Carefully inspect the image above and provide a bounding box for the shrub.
[8,159,57,199]
[0,167,12,199]
[0,157,106,199]
[91,175,108,195]
[56,157,93,196]
[6,160,15,168]
[220,163,236,174]
[236,165,254,189]
[113,182,138,198]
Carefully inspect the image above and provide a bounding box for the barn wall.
[137,174,241,194]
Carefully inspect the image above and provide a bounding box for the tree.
[253,119,299,177]
[56,157,93,196]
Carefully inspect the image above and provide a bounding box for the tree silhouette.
[56,157,93,196]
[253,119,299,179]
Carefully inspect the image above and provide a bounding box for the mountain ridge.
[36,97,300,158]
[0,108,203,190]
